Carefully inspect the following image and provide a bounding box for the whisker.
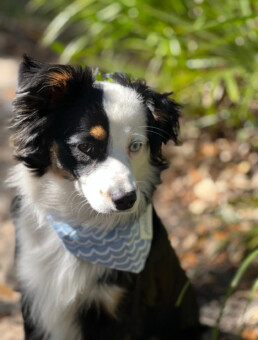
[77,200,89,218]
[138,125,171,138]
[145,129,164,140]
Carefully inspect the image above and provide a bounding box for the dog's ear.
[17,55,46,93]
[131,78,181,163]
[146,90,181,145]
[11,55,94,175]
[17,55,93,104]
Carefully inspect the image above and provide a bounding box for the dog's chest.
[17,214,125,339]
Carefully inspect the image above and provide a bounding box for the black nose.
[111,190,137,211]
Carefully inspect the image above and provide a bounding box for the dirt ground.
[0,56,23,339]
[0,25,257,340]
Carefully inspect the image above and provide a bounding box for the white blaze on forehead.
[101,82,147,142]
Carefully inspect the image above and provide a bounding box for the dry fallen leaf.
[0,284,19,303]
[199,142,219,158]
[193,177,218,203]
[242,328,258,340]
[180,252,199,269]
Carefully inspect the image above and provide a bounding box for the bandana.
[47,205,153,273]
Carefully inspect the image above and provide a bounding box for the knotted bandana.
[47,205,153,273]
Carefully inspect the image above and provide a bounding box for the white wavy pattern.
[46,209,152,273]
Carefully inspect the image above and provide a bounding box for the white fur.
[10,82,160,340]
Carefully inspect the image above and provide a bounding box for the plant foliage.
[27,0,258,125]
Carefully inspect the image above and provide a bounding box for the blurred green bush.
[2,0,258,126]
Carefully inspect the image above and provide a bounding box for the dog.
[9,55,200,340]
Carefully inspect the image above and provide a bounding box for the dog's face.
[52,82,151,214]
[11,56,180,215]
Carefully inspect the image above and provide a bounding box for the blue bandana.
[47,205,153,273]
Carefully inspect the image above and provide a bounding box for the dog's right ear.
[16,55,94,104]
[17,55,46,93]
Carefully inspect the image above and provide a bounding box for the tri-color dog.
[10,56,200,340]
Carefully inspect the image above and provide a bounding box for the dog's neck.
[46,204,153,273]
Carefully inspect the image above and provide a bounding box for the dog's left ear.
[146,90,181,146]
[132,79,181,160]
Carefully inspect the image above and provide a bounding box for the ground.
[0,24,257,340]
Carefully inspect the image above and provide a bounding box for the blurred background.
[0,1,257,339]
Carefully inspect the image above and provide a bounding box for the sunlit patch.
[89,125,107,141]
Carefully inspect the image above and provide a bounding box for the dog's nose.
[111,190,137,211]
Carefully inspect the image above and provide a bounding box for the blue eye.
[129,141,143,153]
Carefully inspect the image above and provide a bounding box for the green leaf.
[187,13,258,34]
[42,0,93,45]
[212,249,258,340]
[175,280,190,307]
[96,3,122,22]
[231,250,258,289]
[60,36,90,63]
[224,73,240,103]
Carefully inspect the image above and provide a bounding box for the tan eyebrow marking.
[89,125,107,140]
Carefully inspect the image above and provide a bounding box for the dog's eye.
[78,143,94,155]
[129,141,143,153]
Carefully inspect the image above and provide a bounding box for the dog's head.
[11,56,180,216]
